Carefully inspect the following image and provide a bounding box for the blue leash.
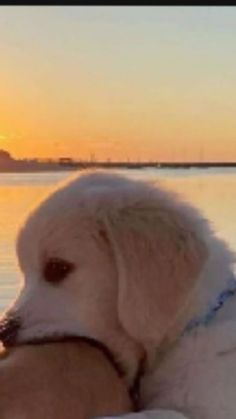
[183,276,236,334]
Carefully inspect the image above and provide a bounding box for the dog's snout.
[0,315,20,347]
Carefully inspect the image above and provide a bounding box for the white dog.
[0,170,235,419]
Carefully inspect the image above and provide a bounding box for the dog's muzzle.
[0,315,20,347]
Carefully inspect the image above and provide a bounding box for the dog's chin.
[17,333,78,346]
[0,332,69,349]
[15,327,83,345]
[14,321,88,346]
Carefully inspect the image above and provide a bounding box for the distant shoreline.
[1,161,236,173]
[1,150,236,172]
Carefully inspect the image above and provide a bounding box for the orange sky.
[1,6,236,162]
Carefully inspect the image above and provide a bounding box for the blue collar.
[183,276,236,335]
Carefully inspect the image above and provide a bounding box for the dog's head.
[0,171,208,382]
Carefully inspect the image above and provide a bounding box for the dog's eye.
[43,258,74,284]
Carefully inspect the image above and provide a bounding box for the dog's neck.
[151,239,236,372]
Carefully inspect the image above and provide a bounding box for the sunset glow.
[1,6,236,162]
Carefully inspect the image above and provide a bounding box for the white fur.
[6,170,236,418]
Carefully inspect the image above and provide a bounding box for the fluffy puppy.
[0,170,235,419]
[0,339,132,419]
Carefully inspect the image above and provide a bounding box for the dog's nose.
[0,316,20,347]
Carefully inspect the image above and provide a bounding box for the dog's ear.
[102,204,208,346]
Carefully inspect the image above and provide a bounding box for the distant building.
[0,150,14,161]
[59,157,73,164]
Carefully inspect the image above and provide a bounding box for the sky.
[1,6,236,162]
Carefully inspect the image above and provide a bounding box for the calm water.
[1,168,236,315]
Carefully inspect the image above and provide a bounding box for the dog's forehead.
[19,173,147,236]
[16,171,162,269]
[16,203,93,271]
[15,188,117,272]
[17,208,92,254]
